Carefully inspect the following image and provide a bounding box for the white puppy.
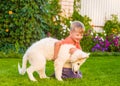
[18,37,90,81]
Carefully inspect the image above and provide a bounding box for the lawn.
[0,56,120,86]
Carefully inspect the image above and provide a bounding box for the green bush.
[0,51,22,58]
[90,52,120,56]
[72,10,92,32]
[81,30,94,52]
[0,0,61,48]
[0,0,93,54]
[103,14,120,35]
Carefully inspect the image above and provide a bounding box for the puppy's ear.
[86,53,90,58]
[88,53,90,55]
[82,53,90,58]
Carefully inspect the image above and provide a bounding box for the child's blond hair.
[70,21,85,33]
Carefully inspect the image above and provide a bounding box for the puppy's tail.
[18,54,28,75]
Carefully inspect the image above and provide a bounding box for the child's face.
[70,28,84,42]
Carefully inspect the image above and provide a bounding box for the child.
[53,21,85,60]
[52,21,85,79]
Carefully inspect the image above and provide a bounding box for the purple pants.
[51,68,82,79]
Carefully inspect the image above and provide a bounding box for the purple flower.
[99,41,104,46]
[105,39,110,47]
[91,34,120,52]
[113,36,119,47]
[92,48,95,52]
[95,44,100,48]
[92,44,101,52]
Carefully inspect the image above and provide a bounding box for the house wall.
[80,0,120,32]
[59,0,74,17]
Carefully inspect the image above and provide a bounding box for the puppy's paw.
[58,78,63,81]
[31,79,37,82]
[46,76,50,79]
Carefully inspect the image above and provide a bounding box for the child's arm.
[69,48,78,54]
[69,44,82,54]
[53,41,62,61]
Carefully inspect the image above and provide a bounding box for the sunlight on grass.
[0,56,120,86]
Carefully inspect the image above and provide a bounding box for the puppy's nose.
[74,71,78,74]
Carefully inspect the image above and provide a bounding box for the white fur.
[18,37,90,81]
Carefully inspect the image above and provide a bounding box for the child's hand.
[52,57,56,61]
[69,48,77,54]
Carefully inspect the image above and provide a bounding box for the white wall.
[59,0,74,17]
[80,0,120,32]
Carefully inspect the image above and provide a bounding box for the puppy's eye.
[77,63,80,65]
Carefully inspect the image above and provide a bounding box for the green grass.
[0,56,120,86]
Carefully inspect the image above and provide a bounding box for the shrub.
[81,29,94,52]
[0,51,22,59]
[91,33,120,52]
[72,10,92,32]
[103,14,120,35]
[91,15,120,52]
[80,28,120,52]
[0,0,61,48]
